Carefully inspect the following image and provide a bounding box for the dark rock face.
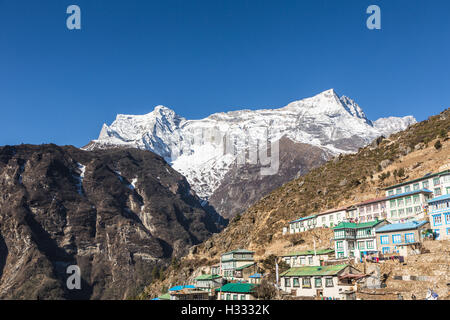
[0,144,219,299]
[207,137,331,219]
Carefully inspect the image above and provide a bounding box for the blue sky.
[1,0,449,147]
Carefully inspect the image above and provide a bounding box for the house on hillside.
[333,220,389,259]
[427,194,450,240]
[220,249,255,280]
[286,215,317,234]
[375,220,429,256]
[249,273,263,284]
[281,249,335,267]
[384,170,450,199]
[195,274,223,293]
[169,288,210,300]
[354,197,388,222]
[386,189,432,223]
[315,207,348,228]
[216,283,258,300]
[280,264,363,300]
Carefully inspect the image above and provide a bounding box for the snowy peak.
[86,89,417,199]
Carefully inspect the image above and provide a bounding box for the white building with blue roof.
[385,188,432,223]
[427,193,450,240]
[375,220,429,256]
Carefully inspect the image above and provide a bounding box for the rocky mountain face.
[85,89,416,218]
[0,144,220,299]
[208,137,331,219]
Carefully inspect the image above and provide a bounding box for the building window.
[380,235,389,244]
[314,278,322,288]
[397,199,404,207]
[337,252,344,258]
[405,233,415,243]
[240,295,245,300]
[405,186,411,192]
[423,181,429,189]
[445,213,450,224]
[413,195,420,204]
[406,207,413,214]
[366,240,374,249]
[382,247,390,254]
[358,241,365,250]
[325,278,334,287]
[391,210,397,217]
[293,278,300,287]
[415,206,421,213]
[302,277,311,288]
[233,294,238,300]
[405,197,412,206]
[434,188,442,196]
[392,234,402,244]
[226,294,231,300]
[308,256,313,265]
[300,257,306,265]
[433,177,440,186]
[399,209,405,216]
[388,190,394,196]
[433,214,443,226]
[390,200,396,208]
[413,183,419,191]
[284,278,290,287]
[396,188,402,194]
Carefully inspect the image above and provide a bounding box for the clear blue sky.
[1,0,449,147]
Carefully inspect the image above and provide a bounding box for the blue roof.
[249,273,262,278]
[428,194,450,203]
[290,215,316,224]
[387,189,432,200]
[169,285,195,291]
[376,221,429,233]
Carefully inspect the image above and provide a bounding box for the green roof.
[333,220,385,230]
[280,264,349,277]
[215,283,257,294]
[282,249,334,257]
[383,170,450,190]
[195,274,222,281]
[222,249,255,255]
[158,293,171,300]
[235,263,255,271]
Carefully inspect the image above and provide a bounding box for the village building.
[280,264,363,300]
[169,288,211,300]
[220,249,255,280]
[333,220,389,259]
[286,215,317,234]
[151,293,170,300]
[354,197,388,222]
[386,189,432,223]
[195,274,223,293]
[427,194,450,240]
[281,249,335,267]
[249,273,263,284]
[315,207,348,228]
[384,169,450,199]
[216,283,258,300]
[375,220,430,256]
[210,263,221,275]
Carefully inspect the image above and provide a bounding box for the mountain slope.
[141,108,449,298]
[85,89,416,217]
[0,145,220,299]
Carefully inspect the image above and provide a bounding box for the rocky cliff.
[0,144,220,299]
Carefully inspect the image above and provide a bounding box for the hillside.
[141,108,449,298]
[0,145,220,299]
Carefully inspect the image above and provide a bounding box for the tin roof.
[282,248,334,257]
[216,283,257,294]
[383,170,450,190]
[428,194,450,203]
[280,264,349,277]
[386,189,432,200]
[376,220,429,233]
[235,263,256,271]
[333,219,385,230]
[195,274,222,281]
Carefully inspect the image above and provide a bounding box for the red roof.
[354,197,387,206]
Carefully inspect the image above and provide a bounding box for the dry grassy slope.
[140,108,450,299]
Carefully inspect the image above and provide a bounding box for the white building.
[315,207,348,228]
[354,197,388,222]
[386,189,432,223]
[287,215,317,234]
[280,264,363,300]
[427,194,450,240]
[281,249,335,267]
[220,249,255,280]
[384,169,450,198]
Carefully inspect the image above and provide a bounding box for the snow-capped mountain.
[85,89,416,200]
